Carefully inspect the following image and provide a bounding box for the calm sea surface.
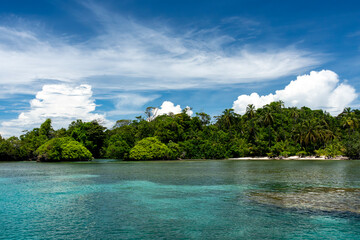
[1,160,360,239]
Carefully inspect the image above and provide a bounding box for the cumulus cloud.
[0,84,109,136]
[0,3,321,97]
[151,101,193,120]
[233,70,358,115]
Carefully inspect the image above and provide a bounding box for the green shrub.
[228,138,250,158]
[105,140,131,159]
[296,150,308,157]
[344,132,360,159]
[279,151,291,157]
[314,149,327,157]
[129,137,172,160]
[36,137,92,162]
[315,140,345,158]
[167,141,181,159]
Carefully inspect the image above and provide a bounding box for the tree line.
[1,101,360,161]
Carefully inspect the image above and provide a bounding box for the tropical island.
[1,101,359,162]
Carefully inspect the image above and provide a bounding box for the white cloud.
[0,4,321,96]
[0,84,110,136]
[233,70,358,115]
[150,101,193,120]
[115,94,159,108]
[108,93,159,116]
[184,106,194,117]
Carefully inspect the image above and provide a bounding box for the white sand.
[228,156,349,160]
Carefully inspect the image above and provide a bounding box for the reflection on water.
[0,160,360,239]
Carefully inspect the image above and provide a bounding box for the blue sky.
[0,0,359,136]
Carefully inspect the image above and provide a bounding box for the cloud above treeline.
[0,84,193,137]
[233,70,358,115]
[151,101,193,120]
[0,84,108,136]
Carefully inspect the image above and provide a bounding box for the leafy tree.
[246,104,256,119]
[215,108,239,130]
[199,140,228,159]
[36,137,92,162]
[39,119,54,138]
[68,120,106,158]
[129,137,172,160]
[261,105,274,148]
[18,119,55,159]
[62,141,93,161]
[113,119,132,129]
[339,108,359,137]
[167,141,181,159]
[196,112,211,126]
[228,138,250,157]
[0,136,25,161]
[315,139,345,158]
[153,115,184,143]
[104,135,131,159]
[145,106,158,121]
[54,128,67,138]
[344,132,360,159]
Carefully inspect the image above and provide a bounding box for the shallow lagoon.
[1,160,360,239]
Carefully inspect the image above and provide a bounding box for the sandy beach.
[228,156,349,160]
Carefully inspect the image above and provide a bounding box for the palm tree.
[223,109,234,128]
[245,104,257,143]
[296,119,334,149]
[340,110,359,136]
[269,100,284,113]
[301,120,320,146]
[289,107,299,122]
[340,107,352,117]
[263,109,274,126]
[217,108,237,129]
[246,104,256,119]
[262,106,274,147]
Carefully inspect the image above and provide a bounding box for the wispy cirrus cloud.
[107,93,160,116]
[0,3,322,96]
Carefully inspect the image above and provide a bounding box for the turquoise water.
[1,160,360,239]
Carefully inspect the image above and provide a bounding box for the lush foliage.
[67,120,106,158]
[129,137,173,160]
[36,137,92,162]
[1,102,360,161]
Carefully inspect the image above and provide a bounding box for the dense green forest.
[1,101,360,161]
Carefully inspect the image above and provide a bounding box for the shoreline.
[0,156,353,163]
[228,156,349,161]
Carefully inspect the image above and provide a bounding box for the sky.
[0,0,360,136]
